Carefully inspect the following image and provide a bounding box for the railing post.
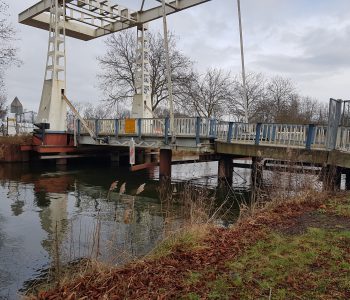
[262,124,267,140]
[138,118,142,139]
[209,119,217,138]
[255,123,262,145]
[114,119,119,138]
[95,119,99,137]
[272,125,276,141]
[306,124,315,150]
[209,118,214,137]
[77,119,81,140]
[233,123,239,139]
[196,117,201,145]
[227,122,233,143]
[164,117,170,145]
[266,125,271,141]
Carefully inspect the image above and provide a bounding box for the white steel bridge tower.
[36,0,67,132]
[132,24,153,119]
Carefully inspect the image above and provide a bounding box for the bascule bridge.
[17,1,350,190]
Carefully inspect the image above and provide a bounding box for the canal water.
[0,161,251,299]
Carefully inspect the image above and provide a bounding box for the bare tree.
[82,102,116,119]
[279,95,328,124]
[0,1,16,68]
[0,1,19,117]
[229,73,327,124]
[0,78,6,116]
[266,76,296,122]
[229,72,266,122]
[69,101,130,120]
[178,68,233,119]
[98,29,193,111]
[0,92,6,119]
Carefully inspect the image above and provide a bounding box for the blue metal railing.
[76,117,342,151]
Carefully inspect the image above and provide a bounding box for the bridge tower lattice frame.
[132,24,153,119]
[36,0,67,132]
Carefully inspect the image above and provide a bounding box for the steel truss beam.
[19,0,211,41]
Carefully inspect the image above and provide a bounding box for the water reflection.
[0,162,247,299]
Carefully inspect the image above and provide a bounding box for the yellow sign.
[125,119,136,134]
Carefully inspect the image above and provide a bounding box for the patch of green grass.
[335,203,350,217]
[224,227,350,299]
[321,198,350,217]
[183,292,201,300]
[207,277,230,300]
[184,271,202,285]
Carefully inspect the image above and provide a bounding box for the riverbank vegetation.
[26,182,350,299]
[0,135,32,144]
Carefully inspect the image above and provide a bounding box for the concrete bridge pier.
[251,157,263,188]
[322,165,341,191]
[159,149,172,181]
[218,155,233,186]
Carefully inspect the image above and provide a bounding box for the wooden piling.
[218,155,233,185]
[159,149,172,180]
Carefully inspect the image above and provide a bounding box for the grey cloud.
[255,24,350,74]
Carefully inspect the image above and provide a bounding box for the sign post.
[129,138,135,165]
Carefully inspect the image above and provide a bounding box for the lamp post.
[237,0,249,123]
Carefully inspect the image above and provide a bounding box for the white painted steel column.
[131,24,153,119]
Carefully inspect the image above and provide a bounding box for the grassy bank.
[30,190,350,299]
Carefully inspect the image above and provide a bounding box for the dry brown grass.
[0,135,32,145]
[23,259,112,299]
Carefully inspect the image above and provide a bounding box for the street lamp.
[237,0,249,123]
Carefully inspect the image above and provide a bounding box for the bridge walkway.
[75,117,350,169]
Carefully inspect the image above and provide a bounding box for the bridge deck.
[72,117,350,168]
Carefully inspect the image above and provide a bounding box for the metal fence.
[5,111,348,153]
[1,111,37,136]
[77,117,341,151]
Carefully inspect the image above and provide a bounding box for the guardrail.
[79,117,217,145]
[76,117,347,151]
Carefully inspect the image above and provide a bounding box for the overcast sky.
[4,0,350,111]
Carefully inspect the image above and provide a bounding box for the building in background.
[10,97,23,115]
